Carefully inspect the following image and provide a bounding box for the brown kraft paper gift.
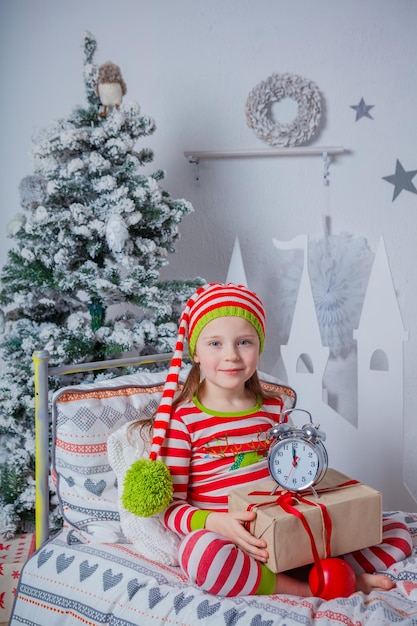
[228,468,382,573]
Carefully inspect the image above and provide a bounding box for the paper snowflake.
[277,233,374,357]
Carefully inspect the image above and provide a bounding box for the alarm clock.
[268,408,328,495]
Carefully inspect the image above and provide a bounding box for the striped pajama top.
[161,394,284,535]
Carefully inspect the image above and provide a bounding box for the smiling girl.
[129,283,412,597]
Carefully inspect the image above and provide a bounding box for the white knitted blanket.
[107,422,181,566]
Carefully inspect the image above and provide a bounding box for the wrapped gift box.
[228,468,382,573]
[0,533,36,623]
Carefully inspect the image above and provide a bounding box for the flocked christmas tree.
[0,32,203,537]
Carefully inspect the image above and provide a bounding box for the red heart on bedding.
[403,581,417,596]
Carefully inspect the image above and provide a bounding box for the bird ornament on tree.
[95,61,127,118]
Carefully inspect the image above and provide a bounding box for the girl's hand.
[205,510,269,562]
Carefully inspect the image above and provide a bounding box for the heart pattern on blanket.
[63,475,75,487]
[56,553,75,574]
[403,581,417,596]
[149,587,169,609]
[224,607,247,624]
[80,560,99,582]
[103,568,123,591]
[250,614,274,626]
[85,478,106,496]
[37,548,53,568]
[127,578,146,601]
[174,591,194,614]
[196,599,221,618]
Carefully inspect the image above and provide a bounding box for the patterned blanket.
[10,513,417,626]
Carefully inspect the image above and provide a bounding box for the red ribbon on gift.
[244,480,360,596]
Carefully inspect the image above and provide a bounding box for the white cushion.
[107,422,181,565]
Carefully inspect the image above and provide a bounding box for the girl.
[128,283,412,597]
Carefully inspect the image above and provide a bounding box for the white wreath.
[245,73,322,147]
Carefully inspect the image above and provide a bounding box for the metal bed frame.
[32,349,173,548]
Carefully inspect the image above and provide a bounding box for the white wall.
[1,0,417,510]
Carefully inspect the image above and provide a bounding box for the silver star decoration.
[382,159,417,201]
[350,97,374,121]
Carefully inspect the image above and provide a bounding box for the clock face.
[269,436,321,491]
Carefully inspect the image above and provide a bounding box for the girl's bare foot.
[356,572,395,593]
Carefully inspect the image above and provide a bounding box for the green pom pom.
[121,458,173,517]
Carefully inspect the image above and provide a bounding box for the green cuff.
[190,509,211,531]
[256,563,276,595]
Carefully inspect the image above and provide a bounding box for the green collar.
[192,394,262,417]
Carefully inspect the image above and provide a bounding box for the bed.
[9,350,417,626]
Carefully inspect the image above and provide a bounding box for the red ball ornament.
[309,558,356,600]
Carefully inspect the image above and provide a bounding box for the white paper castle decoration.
[226,234,415,510]
[226,237,248,286]
[273,234,414,511]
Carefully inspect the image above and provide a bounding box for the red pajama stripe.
[207,544,239,594]
[347,550,376,573]
[195,537,227,588]
[180,530,206,573]
[367,545,396,569]
[228,551,259,596]
[382,536,413,556]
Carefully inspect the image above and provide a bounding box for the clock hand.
[286,460,298,486]
[292,443,299,467]
[286,446,299,485]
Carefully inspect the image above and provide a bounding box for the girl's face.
[193,316,260,394]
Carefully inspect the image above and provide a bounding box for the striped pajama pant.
[178,514,413,597]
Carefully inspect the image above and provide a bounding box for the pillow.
[52,370,173,543]
[107,422,181,565]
